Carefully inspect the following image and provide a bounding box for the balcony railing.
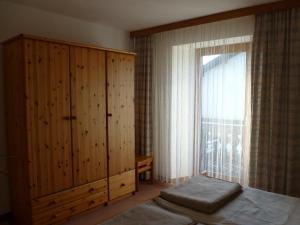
[200,119,247,184]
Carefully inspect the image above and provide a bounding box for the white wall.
[0,0,130,214]
[0,1,130,49]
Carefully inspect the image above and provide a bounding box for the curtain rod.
[130,0,300,38]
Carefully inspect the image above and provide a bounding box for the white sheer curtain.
[152,16,254,184]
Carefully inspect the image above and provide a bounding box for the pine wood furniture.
[3,34,136,225]
[135,155,154,191]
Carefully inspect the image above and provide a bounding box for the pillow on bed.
[160,175,242,214]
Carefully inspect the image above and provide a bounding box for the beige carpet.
[63,183,169,225]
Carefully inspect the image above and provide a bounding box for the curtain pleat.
[133,37,153,157]
[249,8,300,197]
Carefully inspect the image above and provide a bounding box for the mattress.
[155,187,300,225]
[100,201,199,225]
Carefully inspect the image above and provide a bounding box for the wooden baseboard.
[0,212,11,222]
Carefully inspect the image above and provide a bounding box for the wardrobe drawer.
[32,191,107,225]
[109,170,135,200]
[32,178,107,214]
[31,178,108,224]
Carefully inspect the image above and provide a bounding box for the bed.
[100,201,199,225]
[156,187,300,225]
[100,175,300,225]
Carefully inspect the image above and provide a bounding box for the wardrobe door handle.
[107,113,112,117]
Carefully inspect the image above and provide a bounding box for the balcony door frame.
[195,42,252,184]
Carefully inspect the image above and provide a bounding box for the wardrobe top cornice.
[2,34,136,56]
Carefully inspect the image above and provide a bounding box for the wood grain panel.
[31,178,107,224]
[4,38,32,225]
[70,47,107,186]
[107,52,135,176]
[24,40,73,198]
[32,178,107,214]
[32,191,107,225]
[109,170,135,200]
[4,34,137,225]
[2,34,136,56]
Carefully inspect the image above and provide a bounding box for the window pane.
[201,52,246,121]
[200,51,249,184]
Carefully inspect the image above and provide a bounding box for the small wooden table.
[135,155,154,191]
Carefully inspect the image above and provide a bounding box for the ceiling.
[6,0,278,31]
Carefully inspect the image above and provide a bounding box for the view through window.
[198,44,251,185]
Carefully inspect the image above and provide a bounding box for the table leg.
[135,169,139,191]
[150,167,154,184]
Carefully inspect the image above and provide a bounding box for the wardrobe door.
[70,47,107,186]
[107,52,135,176]
[24,40,73,198]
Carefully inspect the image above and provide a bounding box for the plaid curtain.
[133,36,153,156]
[249,8,300,197]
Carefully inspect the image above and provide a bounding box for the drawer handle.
[89,200,95,205]
[49,199,58,205]
[51,214,58,219]
[120,183,125,187]
[89,187,95,193]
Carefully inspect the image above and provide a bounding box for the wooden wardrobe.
[3,34,136,225]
